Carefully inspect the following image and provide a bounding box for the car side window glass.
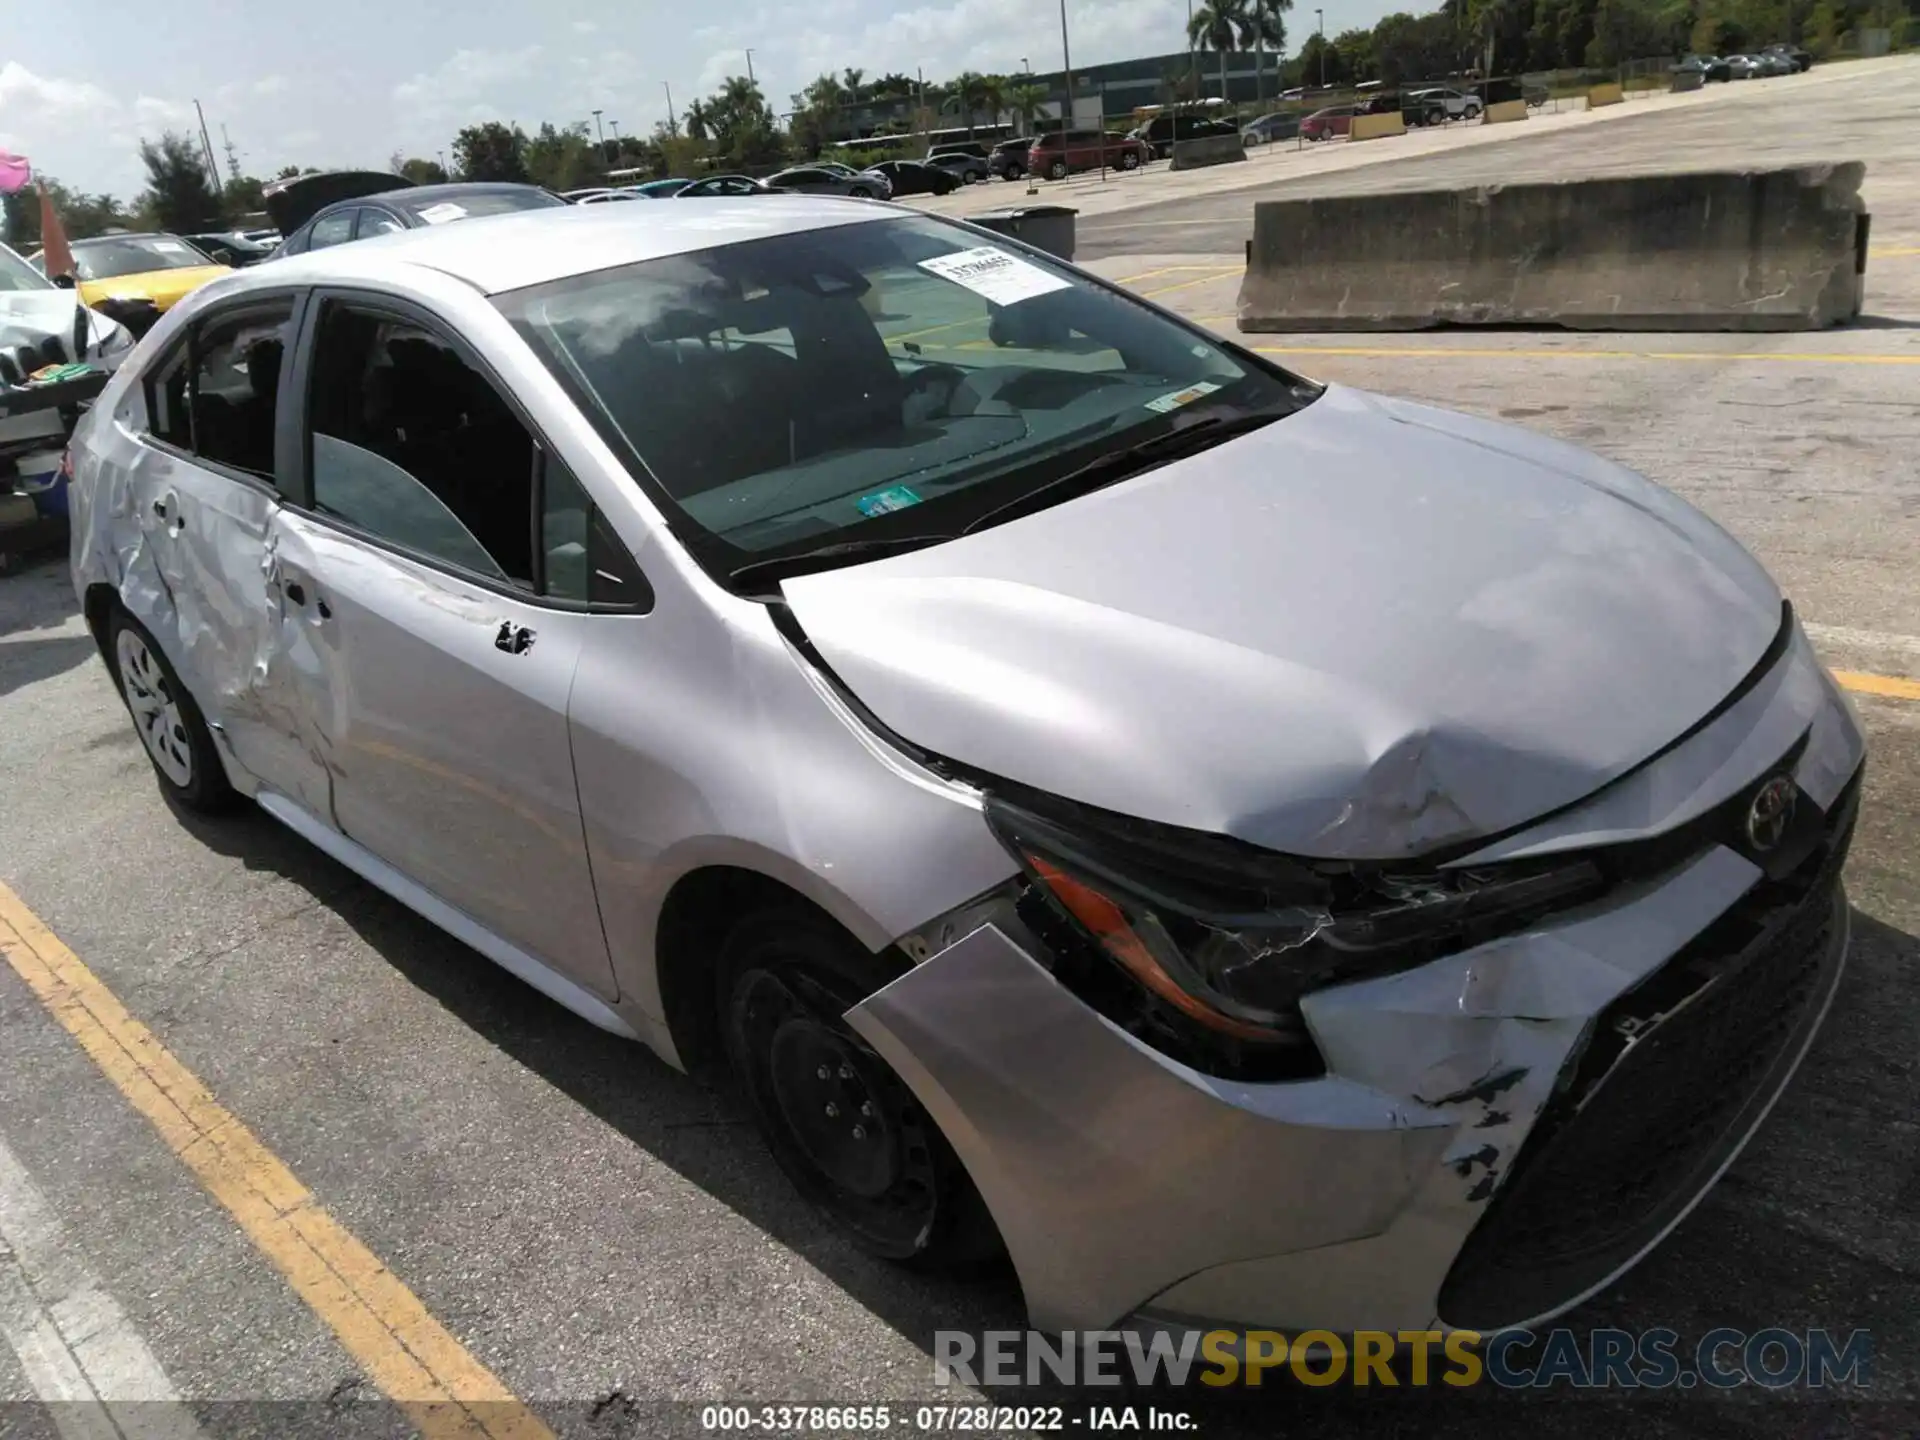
[541,454,651,608]
[144,344,193,449]
[305,300,536,586]
[188,305,293,481]
[308,210,356,250]
[357,209,403,239]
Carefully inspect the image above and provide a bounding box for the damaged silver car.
[69,197,1865,1338]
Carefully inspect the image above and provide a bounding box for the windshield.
[397,189,565,224]
[0,244,52,292]
[68,236,213,281]
[495,212,1315,586]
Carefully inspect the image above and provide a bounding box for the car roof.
[255,194,899,295]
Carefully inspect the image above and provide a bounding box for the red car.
[1026,129,1149,180]
[1300,105,1357,141]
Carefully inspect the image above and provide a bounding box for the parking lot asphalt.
[4,53,1920,1440]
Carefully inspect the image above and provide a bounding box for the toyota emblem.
[1745,776,1797,853]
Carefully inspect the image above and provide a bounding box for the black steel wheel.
[720,909,1001,1268]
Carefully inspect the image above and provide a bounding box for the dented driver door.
[120,296,336,820]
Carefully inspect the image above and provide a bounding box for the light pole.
[1316,9,1326,88]
[745,49,756,85]
[1186,0,1195,114]
[592,108,605,145]
[1058,0,1075,129]
[663,81,677,136]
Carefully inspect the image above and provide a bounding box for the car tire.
[1465,104,1482,120]
[1047,159,1069,181]
[849,185,873,199]
[108,608,237,815]
[1119,151,1140,171]
[719,906,1003,1270]
[1004,164,1024,181]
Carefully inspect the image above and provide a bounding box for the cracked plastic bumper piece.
[848,666,1863,1336]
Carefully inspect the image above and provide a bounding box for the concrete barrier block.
[1588,82,1625,107]
[1170,134,1247,170]
[1349,112,1407,142]
[1237,163,1869,333]
[1671,70,1704,93]
[1483,99,1529,124]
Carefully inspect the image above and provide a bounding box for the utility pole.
[592,108,605,145]
[1316,9,1326,88]
[1059,0,1075,129]
[1186,0,1195,115]
[192,100,221,195]
[916,66,926,149]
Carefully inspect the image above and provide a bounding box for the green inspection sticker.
[856,485,922,517]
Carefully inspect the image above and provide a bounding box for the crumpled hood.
[781,385,1783,859]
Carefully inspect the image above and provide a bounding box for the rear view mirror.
[988,302,1073,349]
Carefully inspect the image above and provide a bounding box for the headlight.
[985,786,1606,1074]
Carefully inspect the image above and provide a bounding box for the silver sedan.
[70,196,1864,1339]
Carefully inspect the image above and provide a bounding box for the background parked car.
[1300,105,1357,140]
[987,137,1031,180]
[1673,54,1733,82]
[185,231,279,267]
[1766,43,1814,71]
[926,141,990,162]
[1028,129,1149,180]
[1241,112,1302,145]
[1407,86,1483,121]
[632,177,695,197]
[674,174,774,197]
[271,181,567,257]
[29,233,230,331]
[765,166,891,199]
[867,159,960,197]
[1127,113,1238,160]
[925,151,990,184]
[1726,54,1766,78]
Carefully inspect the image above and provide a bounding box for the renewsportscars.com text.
[933,1327,1873,1390]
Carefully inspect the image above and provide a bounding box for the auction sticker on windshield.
[920,247,1071,306]
[1145,381,1222,413]
[417,203,469,225]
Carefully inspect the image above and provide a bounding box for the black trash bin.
[966,205,1078,264]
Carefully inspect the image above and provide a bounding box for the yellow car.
[32,233,231,333]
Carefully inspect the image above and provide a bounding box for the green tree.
[683,99,715,142]
[1333,26,1379,79]
[1296,30,1348,85]
[452,121,530,182]
[138,132,224,233]
[1007,80,1048,133]
[2,178,129,247]
[524,122,606,191]
[390,155,450,185]
[1237,0,1291,102]
[222,174,266,223]
[945,71,990,135]
[1189,0,1248,100]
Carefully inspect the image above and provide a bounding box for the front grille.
[1437,768,1860,1331]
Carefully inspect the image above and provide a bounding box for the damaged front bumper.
[847,622,1865,1336]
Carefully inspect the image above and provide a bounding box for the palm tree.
[1007,81,1046,135]
[683,98,714,143]
[1235,0,1289,104]
[1188,0,1246,106]
[841,68,867,103]
[946,70,987,136]
[976,73,1009,130]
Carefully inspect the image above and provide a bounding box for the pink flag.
[0,152,31,195]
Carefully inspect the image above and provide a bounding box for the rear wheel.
[109,609,236,814]
[1047,159,1069,181]
[1004,163,1024,181]
[720,908,1001,1268]
[848,185,874,199]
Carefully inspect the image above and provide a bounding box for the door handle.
[494,621,536,655]
[151,498,169,518]
[284,581,306,606]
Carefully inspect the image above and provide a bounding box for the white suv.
[1408,86,1483,120]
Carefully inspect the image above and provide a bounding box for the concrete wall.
[1238,163,1870,333]
[1484,99,1529,123]
[1588,82,1625,107]
[1350,112,1407,142]
[1170,134,1248,170]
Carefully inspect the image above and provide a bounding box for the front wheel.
[1004,164,1024,181]
[109,609,236,814]
[721,908,1001,1269]
[1119,150,1140,170]
[848,185,874,199]
[1464,104,1482,120]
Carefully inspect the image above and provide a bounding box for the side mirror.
[52,273,77,290]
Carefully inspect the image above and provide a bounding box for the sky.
[1,0,1403,201]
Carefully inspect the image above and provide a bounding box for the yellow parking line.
[1870,246,1920,257]
[1240,343,1920,366]
[1114,263,1241,286]
[1834,670,1920,702]
[1138,270,1243,300]
[0,883,554,1440]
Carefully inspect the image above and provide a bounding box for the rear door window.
[141,299,296,485]
[307,210,357,251]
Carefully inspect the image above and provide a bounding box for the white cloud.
[392,45,547,135]
[572,19,599,32]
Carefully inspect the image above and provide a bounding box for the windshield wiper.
[727,533,956,591]
[958,408,1287,538]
